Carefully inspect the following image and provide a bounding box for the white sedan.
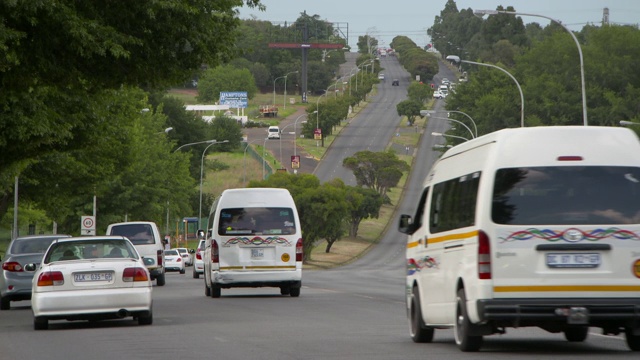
[165,249,186,274]
[175,247,192,266]
[29,236,153,330]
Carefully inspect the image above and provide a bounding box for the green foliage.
[197,65,258,102]
[390,36,439,81]
[397,99,424,126]
[344,187,384,238]
[407,81,433,103]
[342,150,410,198]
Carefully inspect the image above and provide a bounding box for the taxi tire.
[211,285,221,298]
[290,287,300,297]
[138,310,153,326]
[409,286,434,343]
[454,289,482,352]
[180,268,185,275]
[626,328,640,351]
[0,296,10,310]
[193,269,199,279]
[280,287,290,295]
[34,316,48,330]
[156,273,166,286]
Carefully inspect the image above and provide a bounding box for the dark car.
[1,234,71,310]
[392,79,399,86]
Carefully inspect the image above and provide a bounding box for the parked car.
[392,79,399,86]
[175,247,191,266]
[29,236,153,330]
[193,239,206,279]
[164,249,185,274]
[1,234,71,310]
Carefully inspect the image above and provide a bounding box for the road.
[1,59,637,359]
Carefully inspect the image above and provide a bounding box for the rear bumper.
[32,287,152,318]
[477,298,640,329]
[212,269,301,289]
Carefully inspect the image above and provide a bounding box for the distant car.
[392,79,399,86]
[29,236,153,330]
[1,234,71,310]
[193,239,206,279]
[267,126,280,139]
[175,247,191,266]
[165,249,185,274]
[433,91,446,99]
[378,73,385,80]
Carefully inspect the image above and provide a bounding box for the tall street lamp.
[273,71,298,107]
[453,58,525,127]
[294,111,315,157]
[474,9,587,126]
[447,111,478,138]
[283,70,298,110]
[199,140,229,230]
[427,115,475,139]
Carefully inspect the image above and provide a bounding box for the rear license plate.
[251,248,264,259]
[74,272,113,282]
[546,253,600,268]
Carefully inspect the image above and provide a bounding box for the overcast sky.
[239,0,640,48]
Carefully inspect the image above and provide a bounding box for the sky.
[239,0,640,48]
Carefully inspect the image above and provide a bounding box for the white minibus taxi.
[203,188,303,297]
[399,126,640,351]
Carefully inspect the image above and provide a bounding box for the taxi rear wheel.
[626,328,640,351]
[156,273,166,286]
[564,327,588,342]
[138,310,153,326]
[290,287,300,297]
[34,316,48,330]
[0,296,10,310]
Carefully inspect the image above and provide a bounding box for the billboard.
[220,91,248,108]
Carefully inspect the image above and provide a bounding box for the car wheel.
[193,269,199,279]
[289,287,300,297]
[204,278,211,296]
[156,273,166,286]
[280,287,290,295]
[180,268,185,275]
[626,327,640,351]
[564,327,588,342]
[34,316,48,330]
[0,296,10,310]
[138,310,153,326]
[409,286,435,343]
[454,289,483,352]
[211,285,221,298]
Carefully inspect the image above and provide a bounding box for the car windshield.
[9,236,67,255]
[177,249,187,255]
[44,239,138,263]
[165,250,179,256]
[108,224,155,245]
[492,166,640,225]
[218,207,296,236]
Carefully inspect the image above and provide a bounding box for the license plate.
[546,253,600,268]
[74,272,113,282]
[251,248,264,259]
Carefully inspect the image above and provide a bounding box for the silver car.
[1,234,71,310]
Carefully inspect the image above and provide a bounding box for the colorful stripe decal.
[406,230,478,249]
[494,285,640,292]
[220,266,296,270]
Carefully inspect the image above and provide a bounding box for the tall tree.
[342,150,410,198]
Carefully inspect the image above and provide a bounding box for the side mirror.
[197,229,205,239]
[24,263,38,272]
[398,214,414,235]
[189,249,195,254]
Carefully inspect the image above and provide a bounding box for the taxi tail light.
[478,230,492,279]
[157,250,163,266]
[123,267,149,282]
[196,252,202,260]
[211,240,219,263]
[176,257,182,262]
[37,271,64,286]
[296,238,303,262]
[2,262,24,272]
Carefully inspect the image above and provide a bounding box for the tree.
[407,82,433,103]
[342,150,410,198]
[197,65,259,103]
[345,187,384,238]
[0,0,264,225]
[396,100,424,126]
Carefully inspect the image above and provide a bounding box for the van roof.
[439,126,640,168]
[219,188,295,207]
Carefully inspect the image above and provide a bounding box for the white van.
[203,188,303,297]
[106,221,166,286]
[399,126,640,352]
[267,126,280,139]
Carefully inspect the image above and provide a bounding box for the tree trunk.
[325,239,336,253]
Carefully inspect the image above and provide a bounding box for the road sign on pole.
[81,216,96,236]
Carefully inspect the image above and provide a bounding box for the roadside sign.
[81,216,96,236]
[314,128,322,140]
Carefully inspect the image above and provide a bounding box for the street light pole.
[199,140,228,231]
[428,115,476,139]
[474,9,587,126]
[283,70,298,110]
[273,75,286,106]
[459,59,525,127]
[431,132,469,142]
[447,110,478,138]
